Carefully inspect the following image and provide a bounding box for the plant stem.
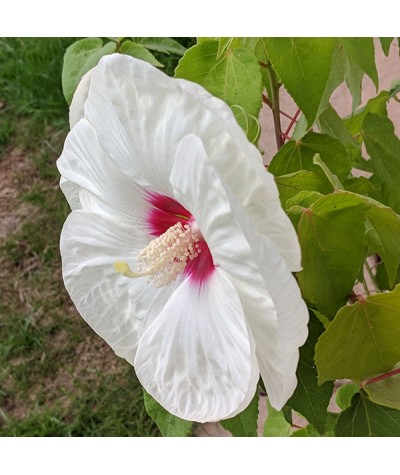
[362,367,400,387]
[361,278,371,296]
[266,64,283,150]
[364,261,380,293]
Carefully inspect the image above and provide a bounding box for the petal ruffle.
[60,210,177,364]
[134,268,259,423]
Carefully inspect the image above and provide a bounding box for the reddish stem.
[362,367,400,386]
[282,109,301,143]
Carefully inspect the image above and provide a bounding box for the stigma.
[114,221,202,287]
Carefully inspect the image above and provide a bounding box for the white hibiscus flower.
[57,54,308,423]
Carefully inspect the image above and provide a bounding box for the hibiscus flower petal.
[169,133,308,409]
[69,69,93,128]
[80,53,303,272]
[57,118,149,224]
[60,210,178,363]
[134,268,259,423]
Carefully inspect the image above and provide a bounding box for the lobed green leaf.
[143,391,192,437]
[62,38,117,105]
[286,312,334,434]
[220,392,259,437]
[335,391,400,436]
[315,285,400,384]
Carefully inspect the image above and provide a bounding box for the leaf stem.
[312,154,344,191]
[266,64,283,150]
[361,278,371,296]
[362,367,400,387]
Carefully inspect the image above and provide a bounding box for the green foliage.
[143,391,193,437]
[274,171,327,208]
[296,192,367,318]
[269,132,351,190]
[131,37,187,56]
[380,38,394,56]
[175,40,263,142]
[315,285,400,383]
[364,364,400,410]
[362,113,400,214]
[120,41,163,67]
[220,393,259,436]
[335,391,400,436]
[264,38,336,126]
[291,413,338,437]
[263,400,291,437]
[336,383,360,410]
[365,204,400,287]
[62,38,117,105]
[285,312,334,434]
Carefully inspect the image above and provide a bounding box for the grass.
[0,37,197,436]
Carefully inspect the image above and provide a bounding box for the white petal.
[80,53,302,271]
[60,210,175,364]
[57,118,149,225]
[60,176,81,211]
[170,133,308,408]
[70,69,93,128]
[134,269,259,423]
[175,77,302,272]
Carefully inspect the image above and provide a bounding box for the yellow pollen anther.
[113,221,202,287]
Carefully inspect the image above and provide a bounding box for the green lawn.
[0,37,192,436]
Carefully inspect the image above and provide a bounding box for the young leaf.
[274,170,327,208]
[315,285,400,384]
[264,400,291,437]
[131,37,186,56]
[143,391,192,437]
[365,204,400,287]
[361,113,400,214]
[296,192,367,318]
[364,364,400,410]
[175,40,262,141]
[380,38,394,56]
[335,383,360,410]
[62,38,116,104]
[343,51,364,111]
[338,38,378,89]
[220,393,259,437]
[335,391,400,436]
[269,132,352,188]
[120,41,164,67]
[264,38,336,126]
[286,312,334,434]
[317,105,361,163]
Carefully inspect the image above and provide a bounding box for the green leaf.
[361,113,400,213]
[364,364,400,410]
[175,40,263,141]
[317,105,361,163]
[120,41,163,67]
[264,38,336,126]
[269,132,351,190]
[143,391,192,437]
[338,38,378,89]
[264,400,291,437]
[336,383,360,410]
[216,37,241,59]
[291,413,338,437]
[335,391,400,436]
[315,285,400,383]
[343,176,375,196]
[343,50,364,110]
[317,43,345,116]
[274,170,328,208]
[297,192,367,318]
[220,393,259,437]
[344,91,392,140]
[286,312,334,434]
[132,37,186,56]
[380,38,394,56]
[62,38,117,104]
[365,204,400,287]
